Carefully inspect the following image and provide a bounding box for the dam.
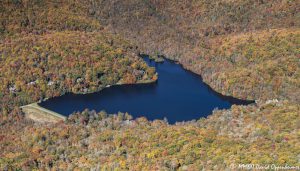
[21,103,66,123]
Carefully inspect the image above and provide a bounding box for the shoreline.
[22,77,158,123]
[31,55,255,123]
[145,55,255,103]
[23,54,256,123]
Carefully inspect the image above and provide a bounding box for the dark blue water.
[39,57,252,123]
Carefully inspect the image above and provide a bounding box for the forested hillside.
[183,28,300,101]
[0,0,156,121]
[0,0,100,34]
[0,0,299,170]
[90,0,300,101]
[1,100,299,170]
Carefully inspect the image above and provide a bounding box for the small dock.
[21,103,66,123]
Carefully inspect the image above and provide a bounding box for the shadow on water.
[40,56,254,124]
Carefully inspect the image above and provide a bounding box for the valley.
[0,0,299,170]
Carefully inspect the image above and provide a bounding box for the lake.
[39,56,253,124]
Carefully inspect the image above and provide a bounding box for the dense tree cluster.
[0,0,157,121]
[0,101,299,170]
[0,31,156,120]
[182,29,300,101]
[90,0,300,102]
[0,0,101,35]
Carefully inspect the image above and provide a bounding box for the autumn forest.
[0,0,299,170]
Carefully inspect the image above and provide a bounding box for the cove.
[39,56,253,124]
